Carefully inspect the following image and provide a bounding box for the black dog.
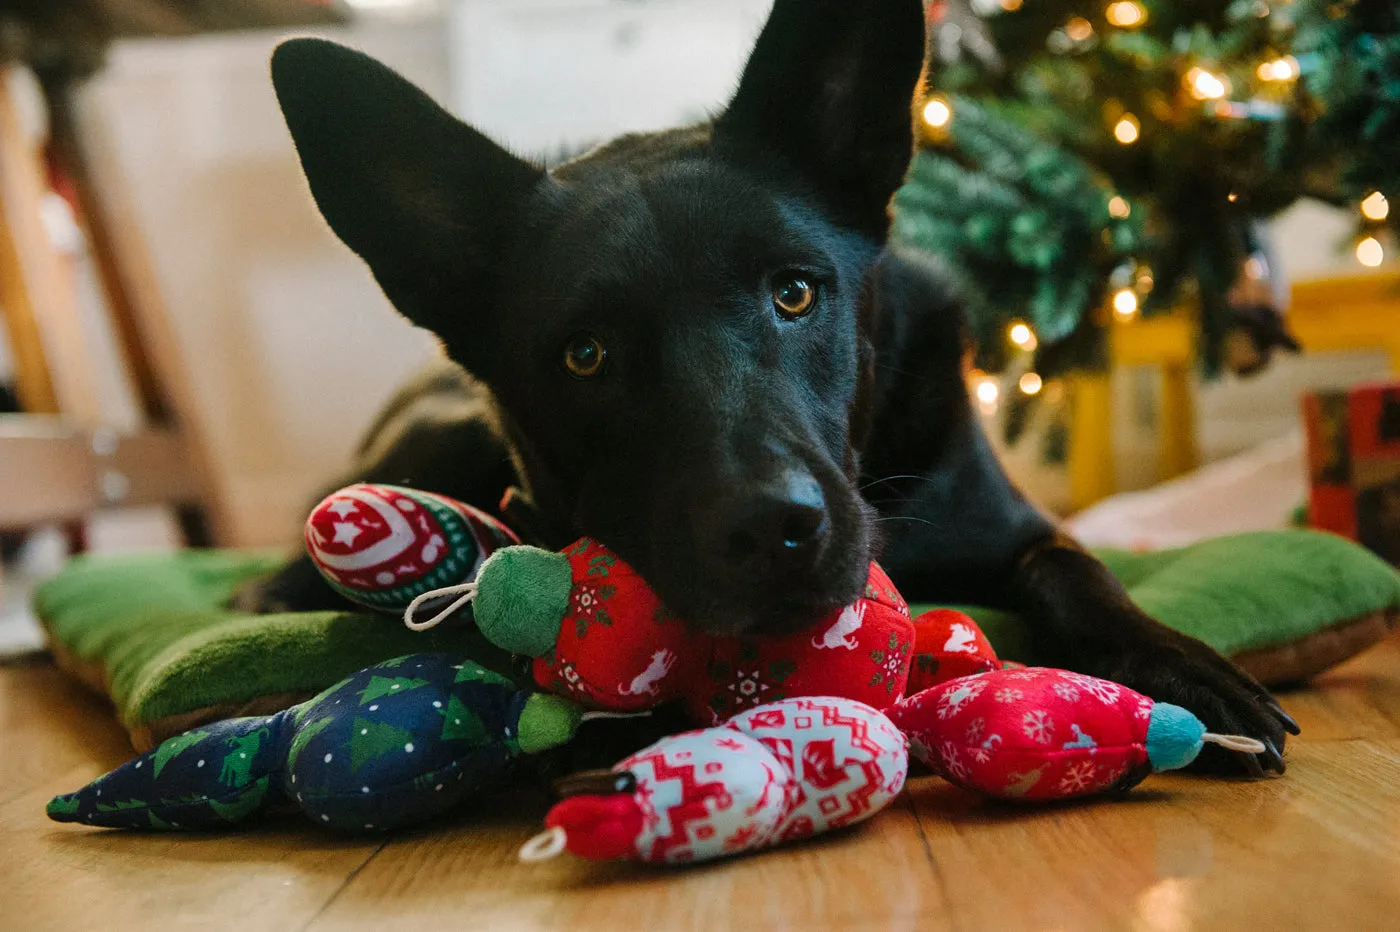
[239,0,1294,774]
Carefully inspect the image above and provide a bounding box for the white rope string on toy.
[1202,733,1268,754]
[578,710,653,723]
[403,581,478,632]
[519,826,567,862]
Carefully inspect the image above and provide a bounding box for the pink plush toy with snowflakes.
[519,696,908,865]
[886,667,1266,801]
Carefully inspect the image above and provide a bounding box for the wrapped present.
[1304,381,1400,565]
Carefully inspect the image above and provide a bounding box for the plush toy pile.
[47,483,1268,867]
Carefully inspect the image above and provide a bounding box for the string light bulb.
[1065,17,1094,42]
[1186,67,1229,100]
[1112,288,1140,320]
[1108,196,1131,218]
[1357,236,1385,268]
[922,96,952,129]
[1114,114,1141,144]
[1009,322,1038,351]
[1105,1,1146,27]
[1257,57,1299,81]
[1019,372,1044,396]
[975,377,1001,413]
[1361,192,1390,222]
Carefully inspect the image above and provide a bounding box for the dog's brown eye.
[562,333,606,379]
[772,274,816,320]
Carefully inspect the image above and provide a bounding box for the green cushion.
[911,530,1400,674]
[34,550,514,749]
[35,530,1400,750]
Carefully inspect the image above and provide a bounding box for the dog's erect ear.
[717,0,926,234]
[271,39,543,333]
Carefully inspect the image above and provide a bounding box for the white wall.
[446,0,772,156]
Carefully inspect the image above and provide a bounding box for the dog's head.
[272,0,926,636]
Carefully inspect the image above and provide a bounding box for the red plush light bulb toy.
[887,667,1266,801]
[519,696,909,865]
[414,536,917,725]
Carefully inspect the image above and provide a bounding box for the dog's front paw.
[1081,624,1299,777]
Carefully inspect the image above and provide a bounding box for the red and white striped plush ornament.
[520,696,909,865]
[887,667,1266,801]
[304,484,518,612]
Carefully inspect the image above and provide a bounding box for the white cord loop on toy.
[403,581,478,632]
[578,710,654,723]
[1202,733,1268,754]
[519,826,567,863]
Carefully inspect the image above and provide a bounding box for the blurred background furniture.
[0,0,346,552]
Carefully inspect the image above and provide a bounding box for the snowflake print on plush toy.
[889,667,1269,802]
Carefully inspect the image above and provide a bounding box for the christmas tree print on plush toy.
[48,654,581,832]
[401,535,919,724]
[519,696,909,865]
[305,484,519,611]
[886,667,1266,802]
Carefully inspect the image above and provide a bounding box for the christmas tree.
[897,0,1398,395]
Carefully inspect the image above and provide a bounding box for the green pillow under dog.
[35,530,1400,750]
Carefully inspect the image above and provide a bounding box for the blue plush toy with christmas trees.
[46,654,581,832]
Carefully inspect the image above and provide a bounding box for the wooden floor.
[5,636,1400,932]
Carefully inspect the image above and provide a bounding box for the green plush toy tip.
[516,692,585,755]
[470,546,574,658]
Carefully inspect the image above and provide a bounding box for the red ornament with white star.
[304,484,519,612]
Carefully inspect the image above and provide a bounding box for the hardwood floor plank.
[0,769,383,932]
[4,632,1399,931]
[307,794,951,932]
[1278,634,1400,741]
[0,662,135,807]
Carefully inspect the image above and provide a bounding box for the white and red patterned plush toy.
[519,696,908,865]
[886,667,1266,801]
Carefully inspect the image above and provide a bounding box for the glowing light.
[1105,2,1146,27]
[1019,372,1044,396]
[1114,114,1141,144]
[922,97,952,129]
[1065,17,1095,41]
[976,378,1000,406]
[1228,192,1240,203]
[1357,236,1386,268]
[1108,196,1131,218]
[1136,267,1155,292]
[1186,67,1229,100]
[1009,322,1038,351]
[1362,191,1390,222]
[1257,56,1299,81]
[1113,288,1140,319]
[1001,0,1023,10]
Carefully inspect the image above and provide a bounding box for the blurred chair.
[0,0,347,552]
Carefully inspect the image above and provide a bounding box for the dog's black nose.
[714,470,829,572]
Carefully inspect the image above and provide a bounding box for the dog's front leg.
[1006,531,1298,775]
[868,407,1295,776]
